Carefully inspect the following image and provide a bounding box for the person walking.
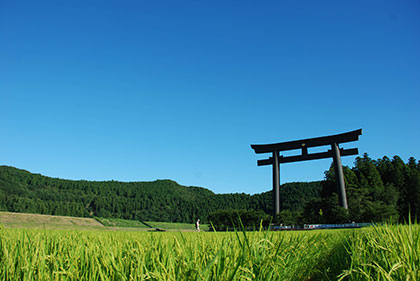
[195,219,200,232]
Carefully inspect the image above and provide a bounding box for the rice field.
[0,223,418,280]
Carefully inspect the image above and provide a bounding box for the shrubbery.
[207,209,271,231]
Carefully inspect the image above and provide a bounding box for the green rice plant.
[0,224,418,281]
[0,227,341,280]
[339,223,420,281]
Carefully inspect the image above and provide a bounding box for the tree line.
[0,154,419,225]
[206,154,420,229]
[276,154,420,225]
[0,165,319,223]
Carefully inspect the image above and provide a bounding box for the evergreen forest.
[0,154,419,225]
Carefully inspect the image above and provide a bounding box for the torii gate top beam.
[251,129,362,154]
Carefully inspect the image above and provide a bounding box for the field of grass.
[97,217,210,231]
[0,212,208,231]
[0,212,104,230]
[0,223,418,280]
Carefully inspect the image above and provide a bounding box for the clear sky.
[1,0,419,194]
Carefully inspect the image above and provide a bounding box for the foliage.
[0,166,254,223]
[339,223,420,280]
[1,152,420,225]
[96,217,209,231]
[304,154,420,224]
[207,209,271,231]
[0,166,319,223]
[275,209,302,226]
[0,224,418,280]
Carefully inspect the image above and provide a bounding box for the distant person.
[195,219,200,232]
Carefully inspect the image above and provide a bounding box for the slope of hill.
[0,165,321,223]
[0,211,104,229]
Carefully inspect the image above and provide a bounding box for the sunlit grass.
[0,223,418,280]
[339,223,420,280]
[97,217,210,231]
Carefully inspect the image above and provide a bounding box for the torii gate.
[251,129,362,215]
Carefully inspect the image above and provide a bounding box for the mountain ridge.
[0,165,321,223]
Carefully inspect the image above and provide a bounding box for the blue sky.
[1,0,419,194]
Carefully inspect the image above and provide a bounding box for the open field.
[0,212,104,230]
[97,217,210,231]
[0,223,419,280]
[0,212,208,231]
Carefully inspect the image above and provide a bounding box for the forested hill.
[0,166,321,223]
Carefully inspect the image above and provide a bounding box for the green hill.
[0,165,321,223]
[2,154,419,224]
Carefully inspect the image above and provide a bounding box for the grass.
[0,212,209,231]
[96,217,210,231]
[0,212,104,230]
[0,227,344,280]
[1,212,418,280]
[1,224,418,280]
[338,223,420,280]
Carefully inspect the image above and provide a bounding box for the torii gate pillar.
[272,151,280,215]
[251,129,362,216]
[331,142,348,209]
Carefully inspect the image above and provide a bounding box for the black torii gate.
[251,129,362,216]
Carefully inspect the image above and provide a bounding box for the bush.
[208,209,270,231]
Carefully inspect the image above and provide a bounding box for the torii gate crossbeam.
[251,129,362,216]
